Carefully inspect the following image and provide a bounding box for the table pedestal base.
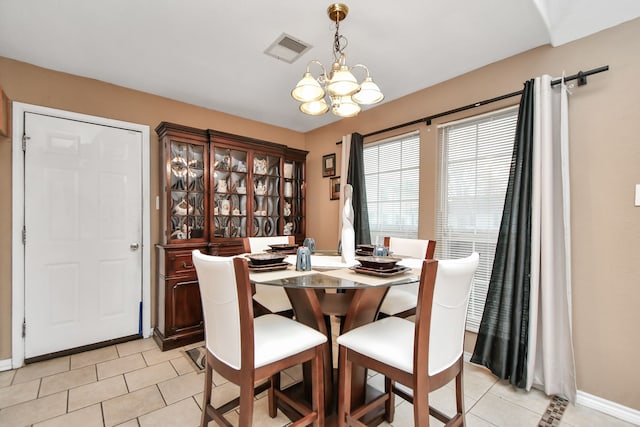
[280,287,391,426]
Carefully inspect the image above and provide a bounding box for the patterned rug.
[184,346,206,372]
[538,395,569,427]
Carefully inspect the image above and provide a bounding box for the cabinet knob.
[130,243,140,251]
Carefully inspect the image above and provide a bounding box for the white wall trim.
[11,102,151,369]
[576,390,640,425]
[0,358,12,372]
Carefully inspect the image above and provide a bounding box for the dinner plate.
[269,243,299,251]
[246,253,287,265]
[355,249,373,256]
[266,248,298,255]
[350,265,411,277]
[247,262,290,272]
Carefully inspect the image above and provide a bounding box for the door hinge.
[22,135,30,151]
[22,320,26,338]
[22,226,26,245]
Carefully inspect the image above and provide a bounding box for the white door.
[24,112,143,358]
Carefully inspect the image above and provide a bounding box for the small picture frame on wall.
[322,153,336,177]
[330,176,340,200]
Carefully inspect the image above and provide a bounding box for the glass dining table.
[249,254,422,426]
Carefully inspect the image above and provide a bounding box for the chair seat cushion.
[253,284,293,313]
[379,287,417,316]
[254,314,327,368]
[337,317,414,373]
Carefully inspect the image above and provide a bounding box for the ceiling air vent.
[264,33,311,64]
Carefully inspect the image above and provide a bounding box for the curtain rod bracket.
[577,71,587,86]
[425,118,432,126]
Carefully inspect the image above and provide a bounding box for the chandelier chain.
[333,20,348,60]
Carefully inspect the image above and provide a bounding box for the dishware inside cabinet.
[214,147,248,239]
[283,159,304,242]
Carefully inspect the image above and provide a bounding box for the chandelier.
[291,3,384,117]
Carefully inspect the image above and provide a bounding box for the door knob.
[130,243,140,251]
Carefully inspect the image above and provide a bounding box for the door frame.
[11,102,152,368]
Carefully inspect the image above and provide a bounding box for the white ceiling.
[1,0,639,133]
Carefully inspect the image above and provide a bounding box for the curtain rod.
[336,65,609,144]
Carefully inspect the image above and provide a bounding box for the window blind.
[435,107,518,332]
[364,132,420,244]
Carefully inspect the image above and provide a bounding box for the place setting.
[245,252,291,272]
[350,256,411,277]
[265,242,299,255]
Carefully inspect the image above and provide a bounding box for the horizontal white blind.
[436,107,518,332]
[364,132,420,243]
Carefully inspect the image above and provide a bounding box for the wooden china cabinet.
[154,122,307,350]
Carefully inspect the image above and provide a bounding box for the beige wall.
[304,19,640,411]
[1,17,639,411]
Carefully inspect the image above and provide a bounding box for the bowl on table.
[355,244,375,256]
[355,256,402,271]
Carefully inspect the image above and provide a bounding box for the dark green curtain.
[346,133,371,245]
[471,79,534,388]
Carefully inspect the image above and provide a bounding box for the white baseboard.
[0,330,153,373]
[0,358,12,372]
[465,354,640,424]
[577,390,640,425]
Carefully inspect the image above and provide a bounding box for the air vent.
[264,33,311,64]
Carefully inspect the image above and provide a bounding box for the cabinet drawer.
[165,250,197,276]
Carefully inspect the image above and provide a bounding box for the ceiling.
[1,1,639,133]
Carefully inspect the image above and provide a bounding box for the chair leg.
[201,360,213,427]
[384,377,395,423]
[337,348,352,427]
[269,373,279,418]
[238,378,255,427]
[455,367,466,425]
[413,390,430,427]
[311,345,325,427]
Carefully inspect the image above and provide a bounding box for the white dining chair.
[337,252,479,427]
[243,236,296,317]
[378,236,436,318]
[192,250,327,427]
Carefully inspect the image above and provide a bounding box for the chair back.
[192,250,250,370]
[415,253,479,376]
[244,235,295,253]
[384,236,435,259]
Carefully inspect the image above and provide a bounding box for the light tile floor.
[0,335,636,427]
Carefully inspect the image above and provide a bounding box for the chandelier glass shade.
[291,4,384,117]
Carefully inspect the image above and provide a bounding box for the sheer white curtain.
[527,75,577,402]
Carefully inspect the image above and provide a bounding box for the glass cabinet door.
[283,160,304,237]
[168,142,205,241]
[253,153,280,237]
[213,147,248,238]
